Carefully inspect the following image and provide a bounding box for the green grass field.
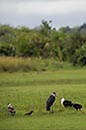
[0,70,86,130]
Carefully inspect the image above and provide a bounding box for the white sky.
[0,0,86,29]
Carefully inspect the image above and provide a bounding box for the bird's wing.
[46,95,55,106]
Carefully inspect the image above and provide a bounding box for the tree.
[40,20,52,36]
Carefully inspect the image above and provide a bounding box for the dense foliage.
[0,21,86,66]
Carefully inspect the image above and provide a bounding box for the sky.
[0,0,86,29]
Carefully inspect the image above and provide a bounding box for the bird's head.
[8,103,12,108]
[52,92,56,97]
[8,103,11,106]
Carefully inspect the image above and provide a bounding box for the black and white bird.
[46,92,56,111]
[61,98,73,108]
[8,103,16,115]
[73,103,82,111]
[24,110,34,116]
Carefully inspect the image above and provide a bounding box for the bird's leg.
[80,108,82,111]
[51,106,54,113]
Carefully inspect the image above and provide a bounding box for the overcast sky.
[0,0,86,29]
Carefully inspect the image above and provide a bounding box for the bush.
[72,44,86,66]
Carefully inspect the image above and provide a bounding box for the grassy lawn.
[0,70,86,130]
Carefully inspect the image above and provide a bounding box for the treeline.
[0,20,86,66]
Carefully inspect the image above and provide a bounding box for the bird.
[8,103,16,115]
[61,98,73,108]
[73,103,82,111]
[46,92,56,111]
[24,110,34,116]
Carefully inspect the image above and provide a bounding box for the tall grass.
[0,56,74,72]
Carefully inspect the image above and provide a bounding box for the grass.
[0,70,86,129]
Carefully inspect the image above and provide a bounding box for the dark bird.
[73,103,82,111]
[46,92,56,111]
[61,98,73,107]
[8,103,16,115]
[24,110,34,116]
